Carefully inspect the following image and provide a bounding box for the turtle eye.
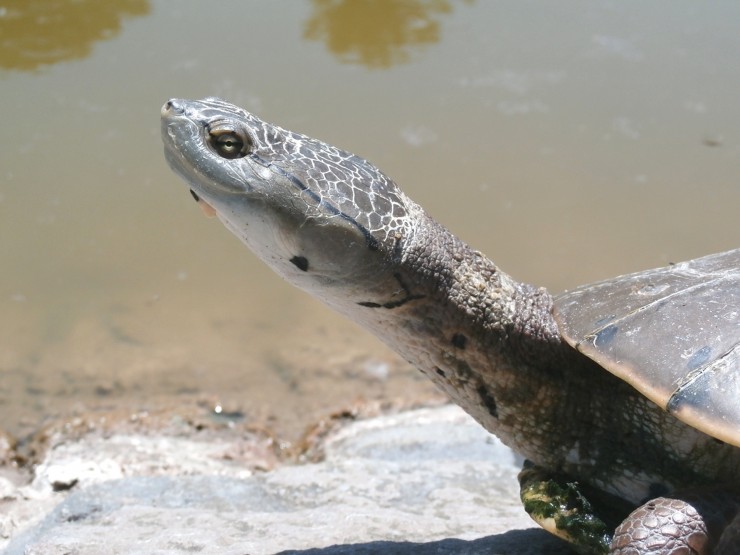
[206,123,251,159]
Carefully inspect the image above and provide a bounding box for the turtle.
[161,97,739,554]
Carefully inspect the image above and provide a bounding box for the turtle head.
[161,98,422,313]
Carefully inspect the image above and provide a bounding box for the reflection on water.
[0,0,149,71]
[305,0,468,68]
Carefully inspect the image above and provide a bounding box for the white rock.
[3,406,570,554]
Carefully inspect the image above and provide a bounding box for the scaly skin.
[161,97,739,553]
[611,494,740,554]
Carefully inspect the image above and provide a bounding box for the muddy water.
[1,1,738,441]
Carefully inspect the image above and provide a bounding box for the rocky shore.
[0,403,571,554]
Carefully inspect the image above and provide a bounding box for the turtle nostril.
[162,99,185,116]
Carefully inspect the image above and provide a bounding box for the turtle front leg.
[610,492,740,554]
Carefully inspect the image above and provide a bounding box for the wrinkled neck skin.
[344,205,572,457]
[336,203,739,505]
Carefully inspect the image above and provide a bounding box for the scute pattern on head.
[201,98,418,247]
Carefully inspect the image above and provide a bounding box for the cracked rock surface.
[1,405,572,554]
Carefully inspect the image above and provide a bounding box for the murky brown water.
[1,1,738,442]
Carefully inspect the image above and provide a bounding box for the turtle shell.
[553,248,740,448]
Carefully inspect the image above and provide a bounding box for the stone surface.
[2,406,573,554]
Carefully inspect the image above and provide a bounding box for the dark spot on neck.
[451,333,467,349]
[476,383,498,418]
[392,235,404,258]
[290,255,309,272]
[357,273,424,309]
[435,367,446,378]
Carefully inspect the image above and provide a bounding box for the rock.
[3,406,572,554]
[0,430,16,465]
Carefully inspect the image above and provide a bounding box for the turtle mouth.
[189,189,218,218]
[161,137,228,217]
